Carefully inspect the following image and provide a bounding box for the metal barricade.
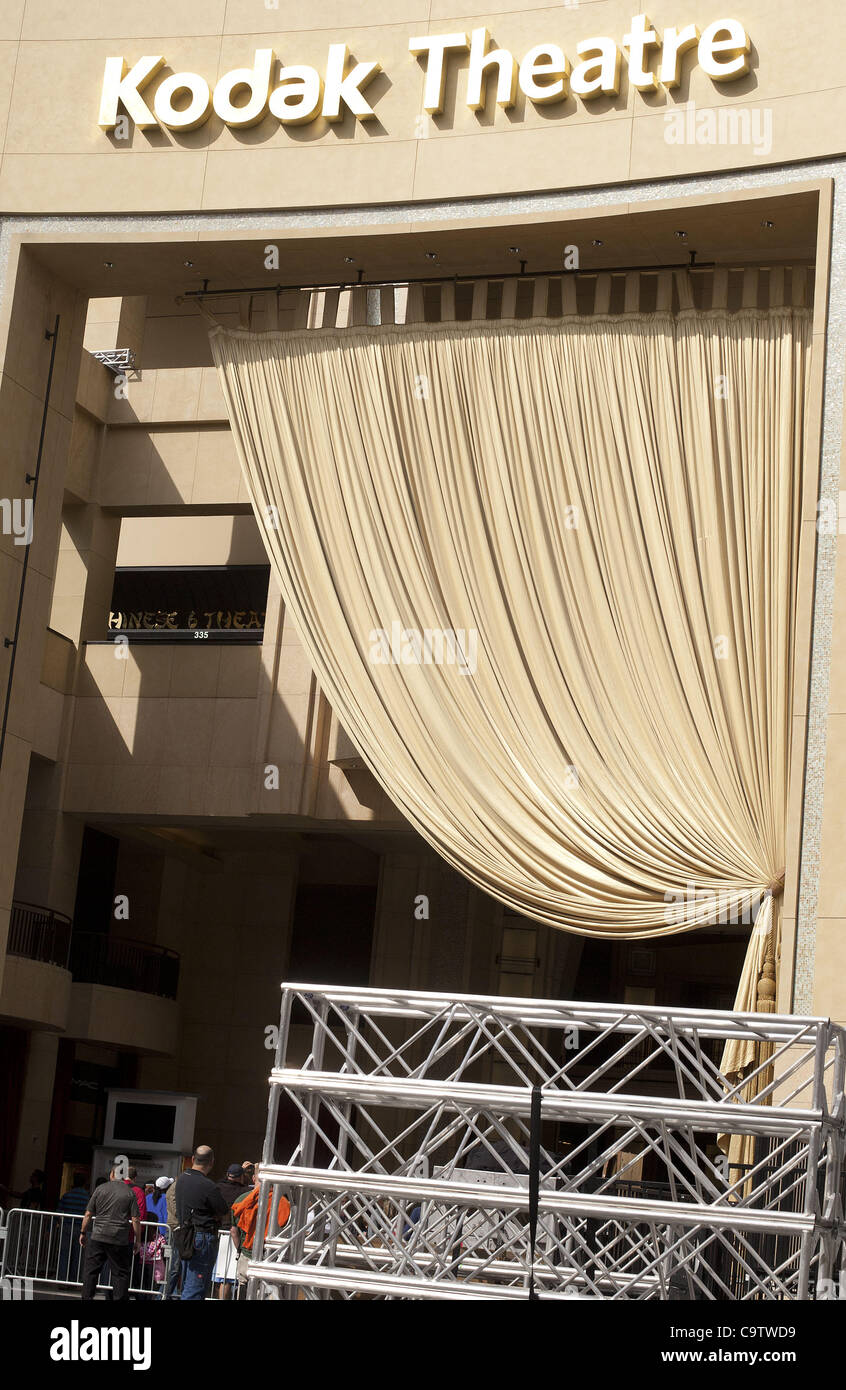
[0,1208,171,1299]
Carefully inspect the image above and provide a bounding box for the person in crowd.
[230,1170,290,1300]
[20,1169,46,1209]
[79,1161,141,1300]
[56,1172,90,1280]
[124,1166,147,1226]
[212,1164,246,1299]
[217,1163,245,1208]
[165,1173,182,1299]
[147,1176,171,1239]
[135,1176,171,1297]
[173,1145,229,1300]
[231,1169,259,1297]
[241,1160,255,1185]
[58,1173,89,1217]
[17,1168,49,1278]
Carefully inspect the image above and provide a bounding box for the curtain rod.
[180,255,732,301]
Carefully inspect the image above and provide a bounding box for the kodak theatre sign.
[98,17,751,132]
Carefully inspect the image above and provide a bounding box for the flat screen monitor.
[103,1090,197,1153]
[111,1101,177,1145]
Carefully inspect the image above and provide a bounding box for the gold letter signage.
[100,44,381,130]
[99,15,751,133]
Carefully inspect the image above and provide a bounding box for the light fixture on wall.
[103,261,114,269]
[591,239,604,248]
[761,219,775,229]
[675,230,688,240]
[424,250,439,262]
[183,260,194,268]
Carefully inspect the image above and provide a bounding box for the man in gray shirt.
[79,1162,141,1300]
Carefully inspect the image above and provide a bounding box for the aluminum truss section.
[248,984,846,1301]
[90,347,136,374]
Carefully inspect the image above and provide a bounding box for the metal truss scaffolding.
[248,984,846,1301]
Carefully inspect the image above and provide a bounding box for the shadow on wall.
[65,292,401,826]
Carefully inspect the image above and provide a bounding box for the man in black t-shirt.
[79,1163,141,1300]
[174,1145,229,1300]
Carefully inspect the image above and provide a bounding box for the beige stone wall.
[53,290,402,826]
[797,182,844,1023]
[0,955,71,1031]
[0,3,843,211]
[116,513,267,567]
[811,524,846,1026]
[66,982,178,1055]
[0,247,87,985]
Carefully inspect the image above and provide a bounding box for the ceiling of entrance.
[25,188,819,302]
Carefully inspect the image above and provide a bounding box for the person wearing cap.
[212,1164,246,1299]
[134,1176,171,1299]
[145,1175,178,1297]
[147,1176,172,1240]
[217,1164,247,1209]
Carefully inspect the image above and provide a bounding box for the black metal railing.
[69,932,180,1000]
[8,902,72,969]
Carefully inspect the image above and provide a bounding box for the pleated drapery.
[718,889,780,1174]
[209,306,810,940]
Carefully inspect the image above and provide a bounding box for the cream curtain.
[718,889,780,1176]
[209,306,810,938]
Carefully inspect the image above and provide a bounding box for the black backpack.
[173,1213,196,1260]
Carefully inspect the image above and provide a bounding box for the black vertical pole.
[0,313,61,774]
[528,1084,542,1299]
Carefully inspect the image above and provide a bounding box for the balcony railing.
[8,902,72,969]
[68,932,180,1000]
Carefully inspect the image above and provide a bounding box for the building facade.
[0,1,844,1198]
